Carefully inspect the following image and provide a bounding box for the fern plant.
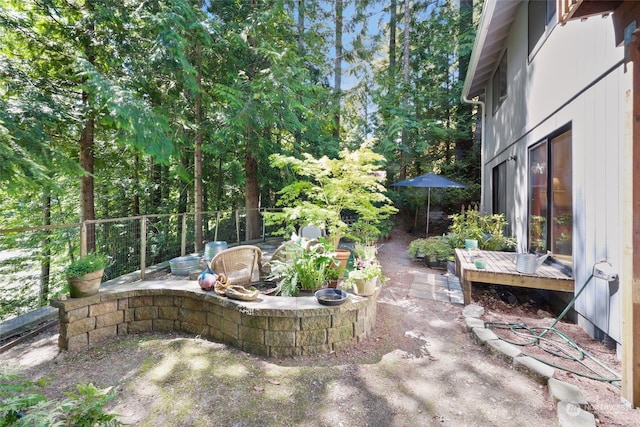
[0,371,120,426]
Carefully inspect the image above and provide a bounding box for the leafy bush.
[268,238,337,296]
[65,253,109,279]
[447,210,515,251]
[265,143,398,247]
[0,371,120,426]
[407,236,454,260]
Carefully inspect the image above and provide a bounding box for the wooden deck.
[454,248,575,305]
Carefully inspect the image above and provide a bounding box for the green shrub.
[407,236,454,260]
[447,210,515,251]
[265,143,398,247]
[267,238,337,296]
[65,253,109,279]
[0,371,120,426]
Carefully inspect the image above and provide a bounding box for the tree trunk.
[40,189,51,304]
[80,112,96,253]
[194,41,204,251]
[297,0,305,54]
[133,153,140,216]
[402,0,410,85]
[80,0,96,254]
[456,0,474,157]
[399,0,411,180]
[244,0,262,241]
[333,0,343,141]
[178,155,189,214]
[150,159,162,213]
[216,156,223,210]
[389,0,397,85]
[294,0,306,149]
[245,125,260,241]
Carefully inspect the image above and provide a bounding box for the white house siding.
[482,4,627,343]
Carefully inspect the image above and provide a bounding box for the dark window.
[528,128,573,264]
[492,161,510,236]
[492,51,507,114]
[528,0,556,55]
[492,161,507,217]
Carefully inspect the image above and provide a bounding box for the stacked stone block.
[51,285,379,357]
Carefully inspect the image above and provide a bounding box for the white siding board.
[604,69,624,342]
[575,85,596,323]
[477,2,627,343]
[593,79,610,332]
[526,17,622,130]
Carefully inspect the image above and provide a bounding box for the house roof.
[462,0,522,100]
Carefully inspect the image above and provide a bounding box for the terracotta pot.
[333,249,351,277]
[68,269,104,298]
[327,279,340,289]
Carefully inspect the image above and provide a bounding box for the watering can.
[514,251,552,274]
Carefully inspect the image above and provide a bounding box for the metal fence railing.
[0,208,284,323]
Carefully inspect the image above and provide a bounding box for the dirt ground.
[1,226,639,426]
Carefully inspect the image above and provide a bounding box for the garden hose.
[485,321,621,388]
[485,261,622,388]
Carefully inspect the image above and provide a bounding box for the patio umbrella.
[391,173,466,236]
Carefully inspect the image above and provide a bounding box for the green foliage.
[0,371,120,426]
[353,244,378,263]
[266,143,398,247]
[268,238,337,296]
[407,236,454,260]
[65,253,109,279]
[372,0,481,212]
[62,383,120,427]
[344,245,386,290]
[349,221,386,246]
[0,0,482,319]
[447,210,516,251]
[0,372,48,426]
[346,261,384,285]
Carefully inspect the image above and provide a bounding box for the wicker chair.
[209,245,263,286]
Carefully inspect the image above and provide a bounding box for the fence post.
[140,216,147,280]
[261,208,266,242]
[181,213,187,256]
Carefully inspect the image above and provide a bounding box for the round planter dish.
[315,288,348,306]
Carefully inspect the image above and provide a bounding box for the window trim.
[492,51,508,114]
[528,0,557,61]
[527,124,573,265]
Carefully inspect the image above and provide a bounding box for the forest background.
[0,0,481,317]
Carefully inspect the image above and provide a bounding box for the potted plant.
[345,257,385,296]
[325,262,342,288]
[447,210,516,251]
[264,143,398,249]
[65,253,109,298]
[407,236,453,269]
[267,239,336,296]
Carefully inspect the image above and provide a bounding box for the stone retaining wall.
[50,280,379,357]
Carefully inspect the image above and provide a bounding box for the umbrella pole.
[426,188,431,237]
